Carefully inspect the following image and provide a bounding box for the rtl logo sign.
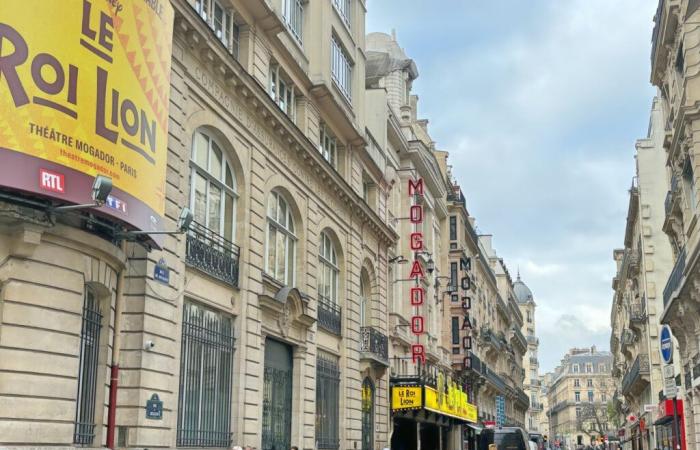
[39,169,65,193]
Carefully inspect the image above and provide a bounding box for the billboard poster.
[0,0,174,239]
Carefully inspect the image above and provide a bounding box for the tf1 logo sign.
[39,168,65,193]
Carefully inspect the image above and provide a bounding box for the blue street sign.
[154,258,170,285]
[146,393,163,420]
[660,325,673,364]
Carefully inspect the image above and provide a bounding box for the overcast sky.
[367,0,658,372]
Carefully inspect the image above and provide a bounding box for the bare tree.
[576,402,609,439]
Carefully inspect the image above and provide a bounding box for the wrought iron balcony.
[516,388,530,408]
[530,378,541,386]
[621,354,650,395]
[630,298,647,323]
[512,326,527,350]
[480,327,503,351]
[527,335,539,345]
[318,300,341,335]
[360,326,388,366]
[665,174,680,218]
[483,365,507,393]
[663,247,686,307]
[185,221,240,286]
[447,188,466,205]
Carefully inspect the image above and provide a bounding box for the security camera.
[177,207,194,233]
[144,340,155,351]
[91,175,113,205]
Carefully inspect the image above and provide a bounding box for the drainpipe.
[106,240,127,449]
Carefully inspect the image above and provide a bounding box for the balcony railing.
[447,188,466,206]
[360,326,388,365]
[621,354,650,395]
[481,327,503,351]
[318,300,341,335]
[186,221,240,286]
[527,335,539,345]
[513,326,527,350]
[665,174,680,217]
[630,298,646,323]
[663,247,686,307]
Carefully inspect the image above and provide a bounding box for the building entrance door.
[262,339,293,450]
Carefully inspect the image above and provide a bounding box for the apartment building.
[547,348,615,448]
[610,96,682,450]
[650,2,700,450]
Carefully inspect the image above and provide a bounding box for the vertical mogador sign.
[0,0,173,245]
[408,177,425,364]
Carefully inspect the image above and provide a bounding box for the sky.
[367,0,658,372]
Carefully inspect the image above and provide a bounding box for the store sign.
[391,386,422,410]
[408,178,426,364]
[496,395,506,427]
[424,383,478,423]
[0,0,174,239]
[145,393,163,420]
[660,325,674,364]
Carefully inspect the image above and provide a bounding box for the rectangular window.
[316,353,340,450]
[332,0,351,26]
[601,393,607,402]
[451,317,460,345]
[283,0,303,43]
[177,301,234,447]
[599,363,606,372]
[269,66,296,120]
[450,262,458,292]
[588,391,594,402]
[74,287,102,445]
[449,216,457,241]
[319,124,337,167]
[572,364,579,373]
[575,391,580,403]
[586,363,593,373]
[194,0,240,58]
[331,36,352,101]
[587,379,593,387]
[576,407,582,418]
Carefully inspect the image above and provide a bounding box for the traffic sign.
[663,364,675,379]
[663,377,677,398]
[660,325,674,364]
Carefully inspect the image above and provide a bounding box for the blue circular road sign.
[660,325,673,364]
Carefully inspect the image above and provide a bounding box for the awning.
[465,423,484,434]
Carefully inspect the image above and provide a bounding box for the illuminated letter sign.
[407,177,426,365]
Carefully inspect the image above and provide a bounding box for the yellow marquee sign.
[0,0,173,236]
[392,383,477,423]
[392,386,422,410]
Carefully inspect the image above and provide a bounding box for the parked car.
[493,427,530,450]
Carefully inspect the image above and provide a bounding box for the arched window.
[266,191,296,285]
[189,130,238,241]
[360,270,371,327]
[318,232,338,305]
[361,378,375,450]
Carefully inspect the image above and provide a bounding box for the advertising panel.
[0,0,174,238]
[424,385,478,423]
[391,386,422,410]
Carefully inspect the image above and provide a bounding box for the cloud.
[368,0,657,372]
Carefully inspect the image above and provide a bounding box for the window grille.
[74,287,102,445]
[177,301,234,447]
[331,36,352,101]
[316,353,340,450]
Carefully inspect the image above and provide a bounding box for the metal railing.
[481,327,503,351]
[630,297,647,322]
[513,326,527,350]
[447,188,466,206]
[74,289,102,445]
[621,354,650,395]
[318,300,341,335]
[663,247,686,307]
[186,221,241,287]
[316,354,340,450]
[527,335,539,345]
[665,190,673,217]
[360,326,388,363]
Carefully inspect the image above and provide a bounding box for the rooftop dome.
[513,272,533,303]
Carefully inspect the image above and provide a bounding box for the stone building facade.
[516,276,545,433]
[547,348,615,448]
[0,0,397,449]
[610,96,680,450]
[0,2,532,450]
[651,2,700,450]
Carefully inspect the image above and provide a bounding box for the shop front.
[391,380,478,450]
[654,399,686,450]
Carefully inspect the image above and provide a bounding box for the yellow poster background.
[0,0,173,216]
